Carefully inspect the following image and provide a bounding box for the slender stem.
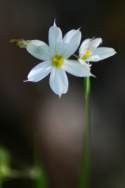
[0,179,2,188]
[79,77,91,188]
[34,159,48,188]
[33,138,48,188]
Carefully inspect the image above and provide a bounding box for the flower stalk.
[34,160,48,188]
[0,179,2,188]
[79,77,91,188]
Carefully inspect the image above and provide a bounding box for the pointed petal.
[63,29,81,58]
[87,47,116,62]
[48,23,63,55]
[64,60,91,77]
[27,62,52,82]
[49,68,68,97]
[26,40,51,61]
[89,38,102,49]
[79,39,91,57]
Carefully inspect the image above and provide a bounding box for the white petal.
[79,39,91,57]
[54,41,65,56]
[64,60,91,77]
[26,40,51,61]
[63,30,78,43]
[63,29,81,58]
[27,62,52,82]
[48,23,63,55]
[89,38,102,49]
[87,47,116,62]
[49,68,68,97]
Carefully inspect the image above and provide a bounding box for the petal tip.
[99,37,103,44]
[77,27,81,31]
[91,73,96,78]
[58,94,62,98]
[23,79,30,83]
[108,48,117,57]
[53,19,57,27]
[113,49,117,55]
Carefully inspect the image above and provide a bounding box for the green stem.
[79,77,91,188]
[34,160,48,188]
[33,140,48,188]
[0,179,2,188]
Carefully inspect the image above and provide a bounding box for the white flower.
[25,22,92,97]
[79,38,116,63]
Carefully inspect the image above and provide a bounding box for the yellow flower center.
[52,55,64,68]
[81,49,92,60]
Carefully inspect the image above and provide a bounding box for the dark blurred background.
[0,0,125,187]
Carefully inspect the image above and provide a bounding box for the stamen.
[82,49,91,61]
[52,55,64,68]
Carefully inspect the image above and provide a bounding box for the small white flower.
[25,22,92,97]
[79,38,116,63]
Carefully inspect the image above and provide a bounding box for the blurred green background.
[0,0,125,187]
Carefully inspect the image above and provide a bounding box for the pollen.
[52,55,64,68]
[82,49,92,61]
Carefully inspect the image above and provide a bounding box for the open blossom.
[79,38,116,63]
[25,22,92,97]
